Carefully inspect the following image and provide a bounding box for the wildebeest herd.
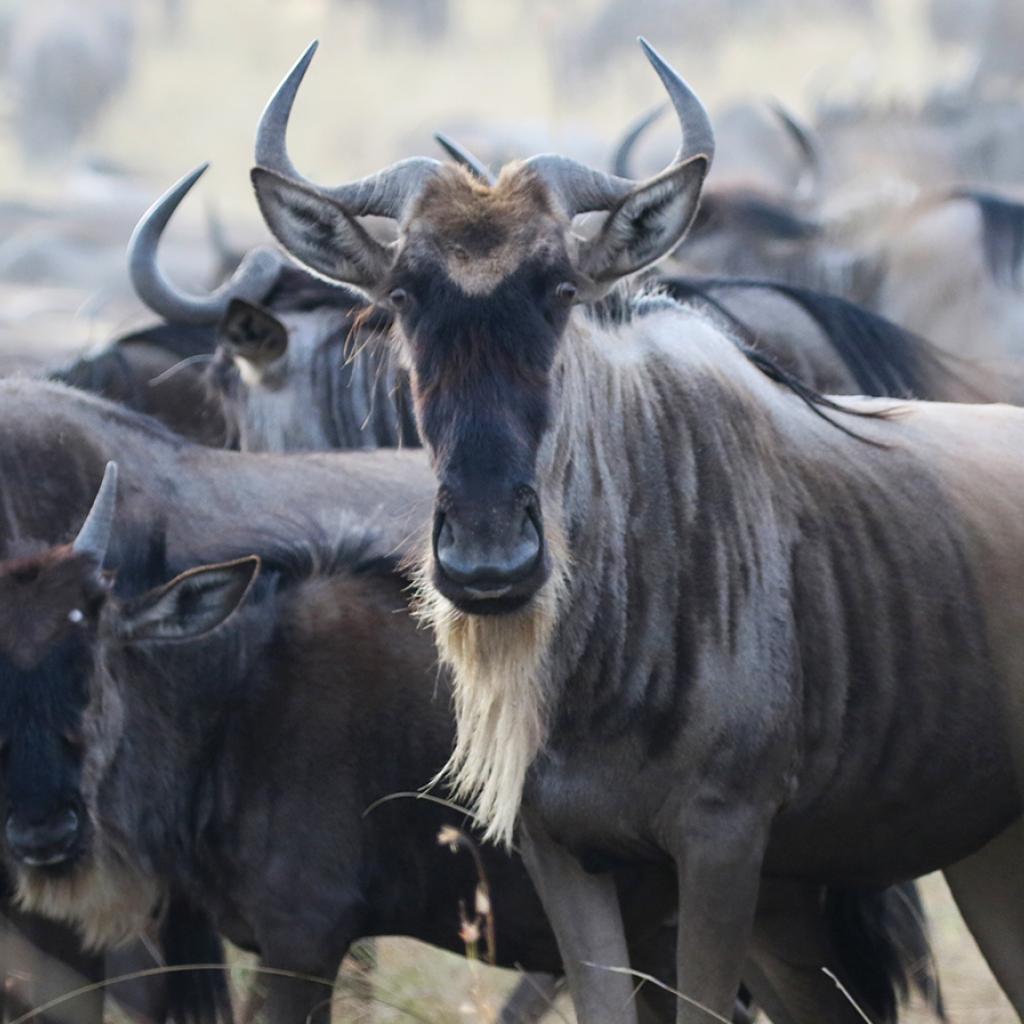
[5,22,1024,1024]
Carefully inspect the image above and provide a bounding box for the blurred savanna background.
[0,0,1020,1019]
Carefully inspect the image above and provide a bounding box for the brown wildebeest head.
[250,38,714,615]
[0,463,258,944]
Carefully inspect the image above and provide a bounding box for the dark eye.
[388,288,409,310]
[554,281,578,304]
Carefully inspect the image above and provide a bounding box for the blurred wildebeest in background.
[928,0,1024,94]
[121,164,418,451]
[7,0,135,165]
[51,321,227,446]
[659,276,979,400]
[552,0,875,90]
[335,0,449,42]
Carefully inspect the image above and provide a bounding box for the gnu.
[252,37,1024,1024]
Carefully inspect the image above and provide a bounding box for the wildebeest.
[6,0,135,164]
[859,189,1024,380]
[252,37,1024,1024]
[125,165,416,452]
[0,452,941,1024]
[615,96,1024,385]
[50,322,228,447]
[658,276,990,401]
[0,379,433,569]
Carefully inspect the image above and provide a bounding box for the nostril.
[59,808,80,839]
[6,808,81,864]
[510,514,541,575]
[439,517,455,549]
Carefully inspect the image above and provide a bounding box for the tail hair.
[826,882,945,1024]
[159,896,233,1024]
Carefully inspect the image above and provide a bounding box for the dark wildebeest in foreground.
[252,37,1024,1024]
[0,455,941,1024]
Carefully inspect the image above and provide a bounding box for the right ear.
[251,167,395,295]
[118,556,260,644]
[218,298,288,368]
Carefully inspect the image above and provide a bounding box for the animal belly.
[766,770,1021,884]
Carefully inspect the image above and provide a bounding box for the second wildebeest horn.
[433,132,497,185]
[609,102,668,179]
[128,163,285,325]
[72,462,118,565]
[523,37,715,217]
[766,99,822,204]
[255,40,442,219]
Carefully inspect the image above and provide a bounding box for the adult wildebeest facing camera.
[252,37,1024,1024]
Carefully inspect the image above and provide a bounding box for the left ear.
[118,556,260,643]
[576,155,709,287]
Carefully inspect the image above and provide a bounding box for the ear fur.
[119,556,260,643]
[251,168,394,296]
[577,155,709,289]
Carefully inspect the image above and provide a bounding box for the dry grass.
[205,874,1012,1023]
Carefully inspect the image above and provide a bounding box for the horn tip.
[297,39,319,72]
[185,161,211,186]
[637,36,673,79]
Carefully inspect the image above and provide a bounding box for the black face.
[388,254,578,614]
[0,628,94,873]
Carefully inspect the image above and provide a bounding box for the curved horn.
[610,102,667,179]
[766,99,822,204]
[129,164,284,326]
[525,37,714,217]
[433,132,497,185]
[255,41,442,219]
[72,462,118,566]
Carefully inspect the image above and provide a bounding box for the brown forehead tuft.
[405,164,569,295]
[0,547,96,670]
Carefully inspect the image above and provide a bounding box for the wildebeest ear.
[251,167,395,296]
[118,556,260,644]
[576,155,709,289]
[219,299,288,367]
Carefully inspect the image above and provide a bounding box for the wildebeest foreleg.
[669,819,766,1024]
[519,813,640,1024]
[944,818,1024,1017]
